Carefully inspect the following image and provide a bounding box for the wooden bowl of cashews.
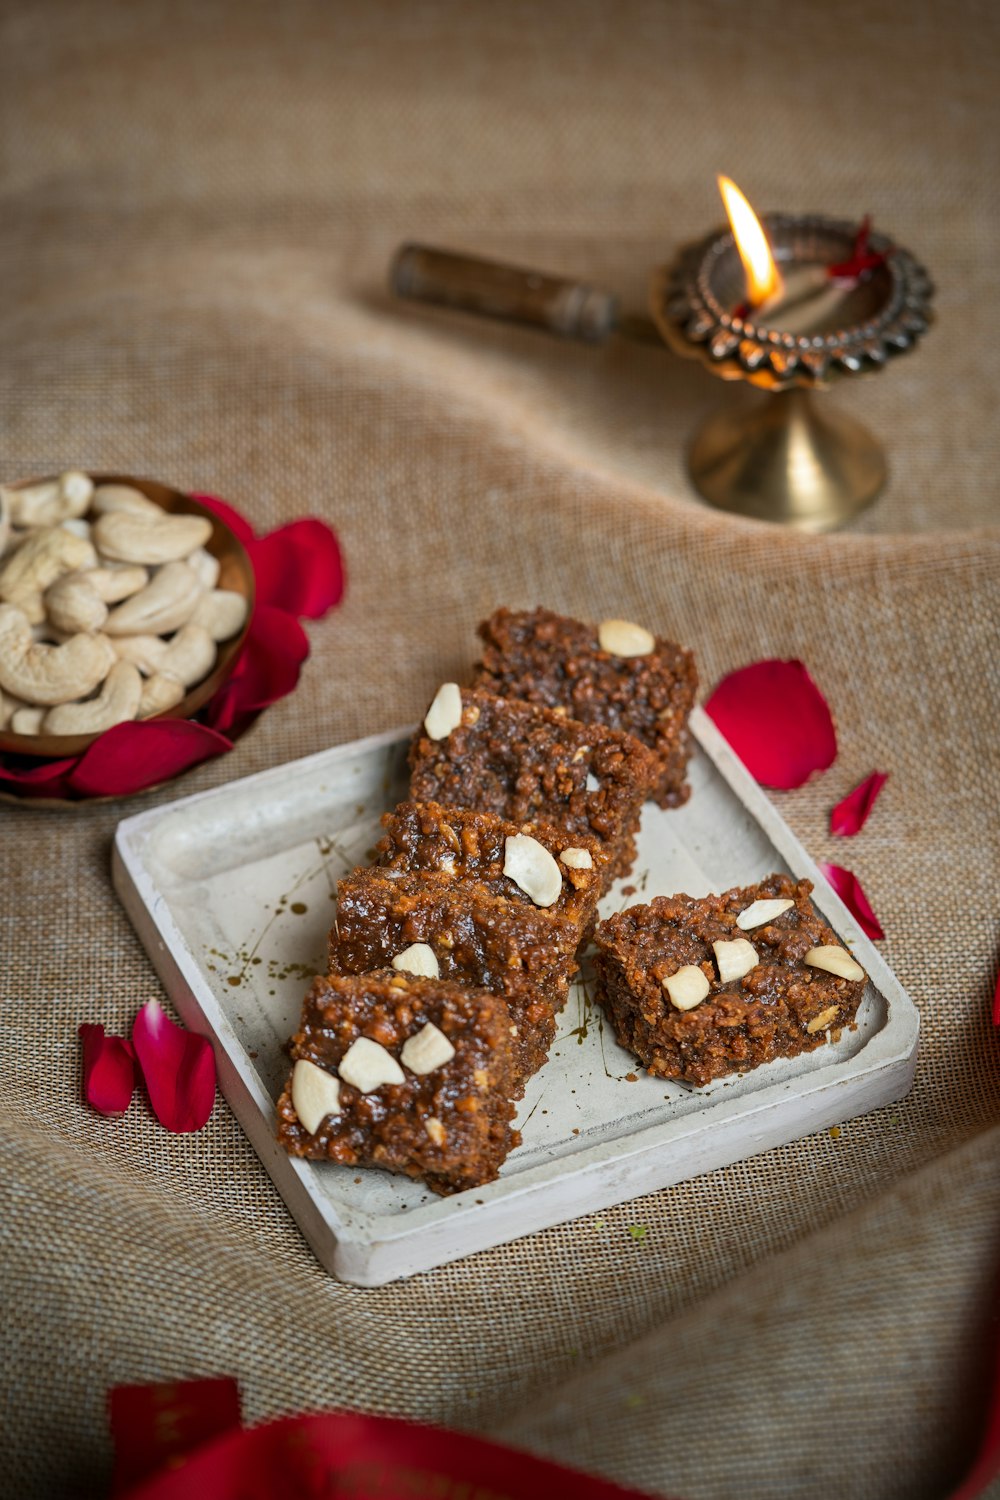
[0,473,254,758]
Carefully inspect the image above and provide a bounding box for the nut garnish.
[585,771,600,793]
[559,847,593,870]
[424,681,462,740]
[736,897,794,931]
[424,1117,446,1147]
[663,964,710,1011]
[401,1022,456,1075]
[392,942,440,979]
[713,938,759,983]
[291,1058,342,1134]
[503,833,562,907]
[804,945,865,982]
[338,1037,406,1093]
[806,1004,841,1034]
[597,618,655,657]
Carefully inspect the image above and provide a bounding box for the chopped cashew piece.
[736,898,795,931]
[291,1058,342,1134]
[424,1117,446,1147]
[0,605,114,705]
[103,561,203,636]
[401,1022,456,1075]
[503,833,562,907]
[663,964,710,1011]
[585,771,600,793]
[424,682,462,740]
[338,1037,406,1093]
[43,660,142,735]
[713,938,759,984]
[804,946,865,982]
[391,943,440,979]
[93,510,213,566]
[806,1004,841,1034]
[559,846,593,870]
[597,618,655,657]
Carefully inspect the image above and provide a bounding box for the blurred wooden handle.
[391,243,619,343]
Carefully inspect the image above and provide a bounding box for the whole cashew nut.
[190,589,249,642]
[84,564,149,603]
[155,624,216,687]
[45,573,109,634]
[11,706,45,735]
[94,511,213,566]
[0,529,98,625]
[91,483,164,517]
[138,672,186,718]
[109,634,168,675]
[103,562,203,636]
[43,659,142,735]
[187,548,221,590]
[0,605,114,705]
[3,470,94,529]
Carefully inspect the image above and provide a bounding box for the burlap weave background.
[2,3,998,1496]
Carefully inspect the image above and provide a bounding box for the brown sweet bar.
[472,606,698,809]
[330,868,580,1081]
[408,688,657,887]
[375,799,604,934]
[593,874,867,1087]
[276,970,521,1195]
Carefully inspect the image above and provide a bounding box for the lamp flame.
[717,175,783,307]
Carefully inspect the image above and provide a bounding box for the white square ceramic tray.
[113,707,919,1285]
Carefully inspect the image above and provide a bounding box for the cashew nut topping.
[190,588,249,642]
[3,470,93,529]
[91,483,163,517]
[103,561,203,636]
[93,510,213,566]
[0,527,97,624]
[0,605,114,705]
[138,672,186,718]
[43,659,143,736]
[85,564,149,603]
[44,573,109,634]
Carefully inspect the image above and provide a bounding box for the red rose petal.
[79,1024,136,1117]
[819,862,885,941]
[249,519,345,618]
[205,605,309,733]
[190,492,257,548]
[830,770,889,837]
[68,719,233,799]
[705,659,837,789]
[109,1378,242,1493]
[131,999,217,1133]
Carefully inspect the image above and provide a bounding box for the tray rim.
[112,708,920,1285]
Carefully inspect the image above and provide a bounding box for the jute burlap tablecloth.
[2,3,999,1496]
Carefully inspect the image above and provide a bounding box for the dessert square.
[375,800,604,936]
[593,874,867,1087]
[276,971,521,1195]
[329,868,579,1080]
[472,606,698,808]
[408,687,657,887]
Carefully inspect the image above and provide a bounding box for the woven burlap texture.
[2,3,999,1497]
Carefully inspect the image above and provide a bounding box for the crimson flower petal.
[79,1024,136,1116]
[249,519,345,618]
[705,659,837,789]
[68,719,233,799]
[830,770,889,837]
[109,1378,242,1493]
[205,605,309,733]
[190,492,257,548]
[819,862,885,941]
[131,999,217,1133]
